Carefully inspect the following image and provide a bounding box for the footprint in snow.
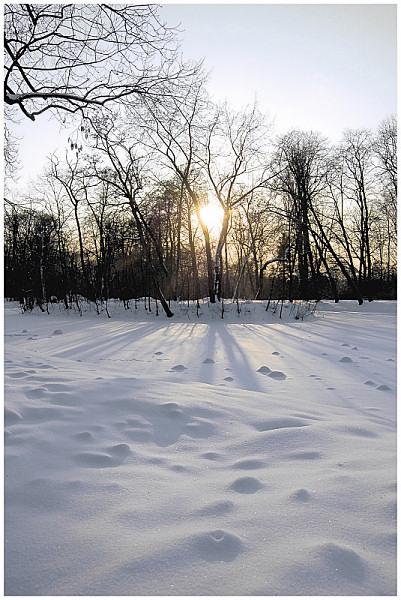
[339,356,353,363]
[201,452,222,461]
[290,488,312,502]
[268,370,286,380]
[223,376,234,382]
[160,402,184,417]
[257,366,286,379]
[203,358,215,364]
[154,351,163,356]
[316,542,366,583]
[364,380,376,386]
[232,458,266,470]
[196,500,235,517]
[192,530,244,562]
[169,364,187,372]
[52,329,63,335]
[73,443,130,468]
[272,351,280,356]
[377,384,391,391]
[229,476,263,494]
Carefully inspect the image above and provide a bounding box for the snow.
[4,298,397,595]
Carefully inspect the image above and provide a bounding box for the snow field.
[4,300,397,595]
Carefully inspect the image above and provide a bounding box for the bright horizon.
[6,2,397,192]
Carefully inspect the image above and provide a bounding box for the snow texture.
[4,299,397,595]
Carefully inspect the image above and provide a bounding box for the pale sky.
[161,3,396,138]
[7,3,397,191]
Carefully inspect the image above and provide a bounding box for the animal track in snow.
[229,476,263,494]
[192,530,244,562]
[257,366,271,374]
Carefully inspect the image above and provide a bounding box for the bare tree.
[339,130,375,292]
[83,113,174,317]
[135,80,219,300]
[4,4,197,122]
[272,131,328,299]
[201,103,274,299]
[373,115,397,235]
[48,153,92,290]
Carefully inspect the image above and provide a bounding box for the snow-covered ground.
[4,298,397,595]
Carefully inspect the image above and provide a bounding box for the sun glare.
[198,203,224,233]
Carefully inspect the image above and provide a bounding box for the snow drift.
[4,299,396,595]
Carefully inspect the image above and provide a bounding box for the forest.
[4,6,397,317]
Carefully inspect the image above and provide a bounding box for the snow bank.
[4,299,396,595]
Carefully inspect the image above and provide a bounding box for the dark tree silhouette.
[4,4,197,121]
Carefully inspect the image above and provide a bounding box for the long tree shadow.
[214,324,265,393]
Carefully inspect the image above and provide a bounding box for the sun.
[198,202,224,233]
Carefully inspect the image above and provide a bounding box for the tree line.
[5,112,396,316]
[4,5,396,317]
